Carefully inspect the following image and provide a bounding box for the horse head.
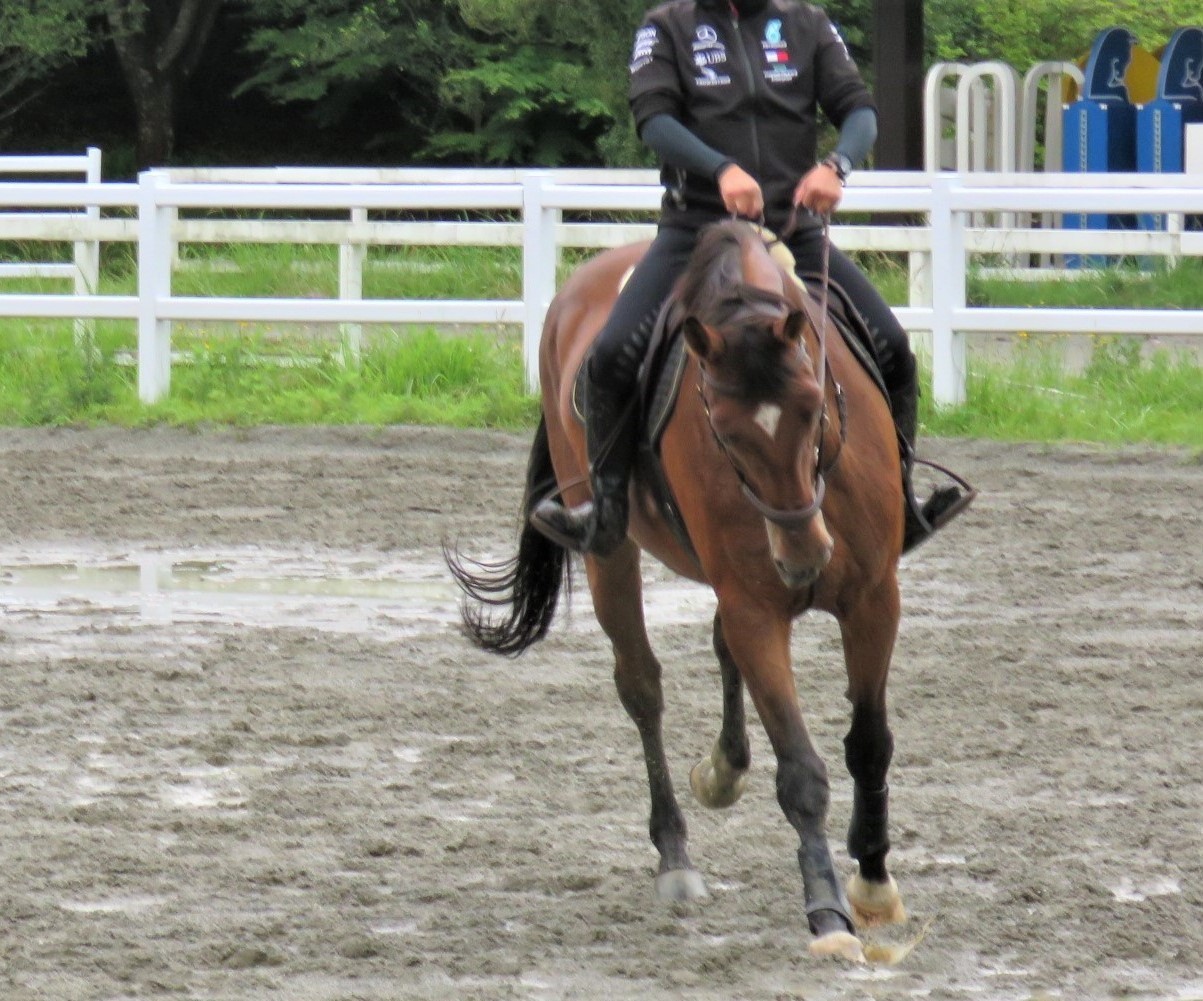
[679,221,834,589]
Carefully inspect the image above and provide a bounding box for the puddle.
[0,549,458,641]
[1109,876,1182,902]
[0,547,717,640]
[59,895,168,914]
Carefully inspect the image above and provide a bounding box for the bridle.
[697,215,847,530]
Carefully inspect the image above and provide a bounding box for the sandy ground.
[0,425,1201,1001]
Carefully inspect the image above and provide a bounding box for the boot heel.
[530,498,596,554]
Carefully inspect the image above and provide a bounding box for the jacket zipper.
[727,10,763,182]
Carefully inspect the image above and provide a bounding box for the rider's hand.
[793,163,844,217]
[717,163,764,220]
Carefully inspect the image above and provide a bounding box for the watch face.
[836,154,852,177]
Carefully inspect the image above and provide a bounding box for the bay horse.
[447,219,908,963]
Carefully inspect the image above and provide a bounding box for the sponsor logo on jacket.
[762,18,797,83]
[692,24,731,86]
[630,25,658,73]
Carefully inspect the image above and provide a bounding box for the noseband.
[698,350,838,529]
[696,219,846,530]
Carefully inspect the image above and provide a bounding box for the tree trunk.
[105,0,222,168]
[135,78,177,167]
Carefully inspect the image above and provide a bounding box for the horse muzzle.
[769,518,834,590]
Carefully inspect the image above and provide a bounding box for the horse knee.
[776,754,830,830]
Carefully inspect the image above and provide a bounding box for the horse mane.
[675,220,804,403]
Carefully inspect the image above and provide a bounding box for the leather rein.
[697,214,847,530]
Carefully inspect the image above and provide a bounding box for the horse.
[446,219,908,963]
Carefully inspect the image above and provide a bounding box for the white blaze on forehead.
[753,403,783,440]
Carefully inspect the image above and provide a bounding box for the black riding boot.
[889,379,975,554]
[530,371,636,557]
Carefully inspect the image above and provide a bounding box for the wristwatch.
[822,152,852,184]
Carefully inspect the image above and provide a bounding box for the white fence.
[1,163,1202,405]
[0,148,102,346]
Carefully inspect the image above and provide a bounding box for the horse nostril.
[774,559,820,589]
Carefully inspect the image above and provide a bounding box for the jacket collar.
[698,0,771,18]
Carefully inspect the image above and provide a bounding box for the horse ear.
[683,317,719,361]
[781,308,808,344]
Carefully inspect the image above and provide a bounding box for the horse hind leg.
[690,611,751,809]
[585,542,706,903]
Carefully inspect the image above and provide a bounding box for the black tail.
[443,416,571,656]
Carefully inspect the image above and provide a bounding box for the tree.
[427,1,624,165]
[0,1,91,136]
[925,0,1203,68]
[236,0,650,166]
[235,0,462,161]
[100,0,225,166]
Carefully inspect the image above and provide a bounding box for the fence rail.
[1,163,1201,404]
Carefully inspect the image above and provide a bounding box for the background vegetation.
[1,246,1199,448]
[4,1,1200,174]
[4,2,1201,446]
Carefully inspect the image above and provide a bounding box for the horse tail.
[444,415,571,656]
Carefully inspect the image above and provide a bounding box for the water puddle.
[0,547,717,640]
[0,549,459,640]
[59,895,168,915]
[1108,875,1182,902]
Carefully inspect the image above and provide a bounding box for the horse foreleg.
[840,579,907,928]
[689,611,751,809]
[586,542,705,903]
[719,597,862,962]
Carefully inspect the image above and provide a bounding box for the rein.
[697,214,846,530]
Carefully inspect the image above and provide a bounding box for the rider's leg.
[787,228,973,552]
[530,226,697,556]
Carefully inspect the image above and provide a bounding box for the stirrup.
[902,458,977,555]
[529,496,596,555]
[530,489,628,557]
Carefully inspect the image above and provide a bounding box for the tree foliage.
[8,0,1203,167]
[925,0,1203,68]
[236,0,648,165]
[0,0,91,131]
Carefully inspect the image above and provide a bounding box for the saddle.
[571,272,890,561]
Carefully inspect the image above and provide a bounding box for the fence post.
[929,174,967,406]
[72,146,104,351]
[339,206,367,366]
[907,247,933,359]
[137,170,174,403]
[522,171,558,394]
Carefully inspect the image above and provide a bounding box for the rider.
[531,0,974,557]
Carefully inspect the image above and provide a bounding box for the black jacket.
[629,0,875,232]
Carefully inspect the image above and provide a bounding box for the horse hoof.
[847,873,907,928]
[808,930,866,964]
[689,749,747,809]
[655,868,708,902]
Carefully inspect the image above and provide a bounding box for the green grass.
[920,338,1203,447]
[1,242,1201,448]
[0,321,537,429]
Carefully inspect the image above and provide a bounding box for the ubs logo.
[692,23,731,86]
